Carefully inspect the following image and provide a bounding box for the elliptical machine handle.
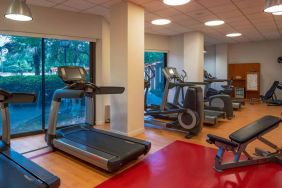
[181,70,187,82]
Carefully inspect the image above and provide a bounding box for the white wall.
[216,44,228,80]
[183,32,204,82]
[95,19,111,125]
[144,33,184,70]
[204,45,216,76]
[110,2,145,136]
[229,39,282,97]
[168,34,184,70]
[0,0,102,41]
[145,34,169,52]
[204,40,282,97]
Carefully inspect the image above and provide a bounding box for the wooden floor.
[11,103,282,188]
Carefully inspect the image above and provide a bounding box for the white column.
[215,44,228,89]
[95,19,111,125]
[110,2,144,136]
[183,32,204,82]
[216,44,228,79]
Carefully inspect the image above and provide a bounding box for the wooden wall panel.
[228,63,260,99]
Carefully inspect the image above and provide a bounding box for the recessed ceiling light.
[151,19,171,25]
[163,0,191,6]
[226,33,242,37]
[273,11,282,15]
[204,20,225,26]
[264,0,282,13]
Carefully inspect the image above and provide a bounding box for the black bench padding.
[229,116,281,144]
[207,134,238,147]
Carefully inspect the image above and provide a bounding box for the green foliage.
[144,52,164,64]
[0,35,90,75]
[1,35,42,75]
[44,39,89,72]
[0,75,64,102]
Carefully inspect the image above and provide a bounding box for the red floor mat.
[96,141,282,188]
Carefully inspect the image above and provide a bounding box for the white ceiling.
[26,0,282,45]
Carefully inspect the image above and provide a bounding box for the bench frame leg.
[214,138,282,172]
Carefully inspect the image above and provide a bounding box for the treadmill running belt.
[62,127,145,159]
[0,154,45,188]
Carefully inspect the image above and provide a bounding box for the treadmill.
[46,66,151,172]
[0,89,60,188]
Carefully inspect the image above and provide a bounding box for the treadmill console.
[163,67,181,81]
[58,66,87,84]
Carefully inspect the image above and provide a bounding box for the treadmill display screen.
[64,68,83,81]
[167,68,179,78]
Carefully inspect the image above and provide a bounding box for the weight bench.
[207,115,282,172]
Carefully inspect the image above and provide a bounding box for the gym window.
[144,51,167,106]
[0,34,95,137]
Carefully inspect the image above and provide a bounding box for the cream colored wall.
[145,33,169,52]
[184,32,204,82]
[204,45,216,76]
[144,33,184,70]
[168,34,184,70]
[0,0,102,40]
[95,19,111,125]
[127,3,145,134]
[110,2,128,134]
[216,44,228,80]
[229,40,282,97]
[205,40,282,97]
[110,2,145,136]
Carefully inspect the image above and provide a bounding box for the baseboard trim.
[95,120,105,125]
[110,128,145,137]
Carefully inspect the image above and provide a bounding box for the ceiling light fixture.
[151,19,171,25]
[5,0,33,21]
[273,11,282,15]
[204,20,225,26]
[163,0,191,6]
[226,33,242,37]
[264,0,282,13]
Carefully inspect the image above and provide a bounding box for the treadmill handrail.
[52,89,85,101]
[204,78,230,83]
[169,81,208,88]
[0,89,36,103]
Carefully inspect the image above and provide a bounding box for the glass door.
[144,52,167,106]
[44,38,90,127]
[0,35,43,135]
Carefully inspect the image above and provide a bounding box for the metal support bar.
[160,81,170,111]
[258,136,280,150]
[47,101,61,136]
[1,104,11,145]
[86,96,95,125]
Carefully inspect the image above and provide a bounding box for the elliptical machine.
[144,67,204,139]
[168,67,229,124]
[144,65,155,110]
[203,70,239,116]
